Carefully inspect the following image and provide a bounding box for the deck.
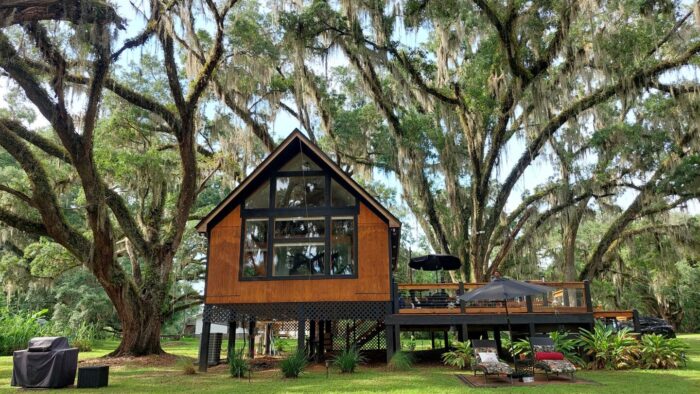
[384,281,637,330]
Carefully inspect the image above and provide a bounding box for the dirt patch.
[79,353,185,368]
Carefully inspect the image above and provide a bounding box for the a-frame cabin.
[196,130,401,370]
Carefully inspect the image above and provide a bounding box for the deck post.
[528,323,536,338]
[457,324,467,342]
[526,295,534,313]
[385,324,395,361]
[227,320,237,359]
[265,323,272,355]
[248,319,256,359]
[583,280,593,312]
[458,282,466,313]
[493,329,502,355]
[632,309,641,332]
[317,320,325,361]
[297,319,306,354]
[430,330,435,349]
[393,324,401,353]
[309,320,316,358]
[563,289,571,307]
[198,321,211,372]
[444,330,449,349]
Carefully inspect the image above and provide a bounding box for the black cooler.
[11,336,79,388]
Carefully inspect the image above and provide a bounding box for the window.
[275,176,325,208]
[331,218,355,275]
[280,153,321,172]
[274,218,325,239]
[273,242,326,276]
[331,179,356,207]
[241,152,358,279]
[245,181,270,209]
[242,219,267,278]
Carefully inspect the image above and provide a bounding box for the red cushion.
[535,351,564,361]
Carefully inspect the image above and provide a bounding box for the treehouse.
[196,130,638,371]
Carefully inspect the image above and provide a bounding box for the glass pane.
[273,243,325,276]
[275,176,325,208]
[242,220,268,277]
[274,218,325,239]
[280,153,321,172]
[330,179,356,207]
[245,181,270,209]
[331,218,355,276]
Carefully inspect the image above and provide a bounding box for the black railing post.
[632,309,641,333]
[526,295,534,313]
[459,282,466,314]
[583,280,593,312]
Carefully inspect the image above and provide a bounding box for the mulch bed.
[456,373,598,388]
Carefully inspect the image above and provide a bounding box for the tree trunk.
[108,288,164,356]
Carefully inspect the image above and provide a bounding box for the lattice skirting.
[203,301,392,323]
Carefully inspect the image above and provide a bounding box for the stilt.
[494,328,502,357]
[309,320,316,358]
[248,319,255,359]
[394,324,401,352]
[385,324,395,361]
[297,319,305,354]
[528,323,536,338]
[317,320,325,362]
[198,321,211,372]
[265,323,272,355]
[443,330,449,349]
[227,320,237,359]
[430,331,435,349]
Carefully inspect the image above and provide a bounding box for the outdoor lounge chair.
[471,339,513,383]
[529,337,576,381]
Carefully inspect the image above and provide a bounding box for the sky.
[0,0,698,254]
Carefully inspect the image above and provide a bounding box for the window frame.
[239,167,359,281]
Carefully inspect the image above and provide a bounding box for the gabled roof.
[196,129,401,233]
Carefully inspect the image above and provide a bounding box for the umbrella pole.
[504,300,516,372]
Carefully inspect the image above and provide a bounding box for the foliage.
[388,351,413,371]
[548,331,584,367]
[280,349,308,378]
[509,339,532,358]
[577,322,637,370]
[0,308,47,356]
[333,347,365,373]
[638,334,688,369]
[176,357,196,375]
[441,341,472,370]
[229,348,250,378]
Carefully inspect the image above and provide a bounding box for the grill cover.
[11,337,78,388]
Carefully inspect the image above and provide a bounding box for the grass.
[1,335,699,393]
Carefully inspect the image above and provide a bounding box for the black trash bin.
[78,365,109,388]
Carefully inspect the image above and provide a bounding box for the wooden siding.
[205,203,391,304]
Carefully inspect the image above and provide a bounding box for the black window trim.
[239,170,359,281]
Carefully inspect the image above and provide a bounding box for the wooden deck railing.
[394,280,593,315]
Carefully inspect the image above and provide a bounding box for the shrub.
[406,336,417,351]
[509,339,532,359]
[176,357,196,375]
[577,321,637,370]
[69,322,98,352]
[441,340,472,369]
[549,331,584,367]
[638,334,688,369]
[388,351,413,371]
[0,309,47,356]
[229,348,250,378]
[274,340,286,354]
[280,350,308,378]
[333,347,365,373]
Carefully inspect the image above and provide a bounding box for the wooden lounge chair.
[471,339,513,383]
[529,337,576,381]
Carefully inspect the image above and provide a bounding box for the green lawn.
[2,335,699,393]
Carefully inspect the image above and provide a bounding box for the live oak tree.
[0,0,239,356]
[277,0,700,281]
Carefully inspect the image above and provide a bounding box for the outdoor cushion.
[476,361,514,375]
[535,359,576,373]
[535,351,564,361]
[479,352,499,363]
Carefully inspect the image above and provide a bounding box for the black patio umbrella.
[409,254,461,282]
[458,278,554,365]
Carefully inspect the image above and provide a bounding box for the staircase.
[349,320,385,350]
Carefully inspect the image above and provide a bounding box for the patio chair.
[471,339,513,383]
[529,337,576,381]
